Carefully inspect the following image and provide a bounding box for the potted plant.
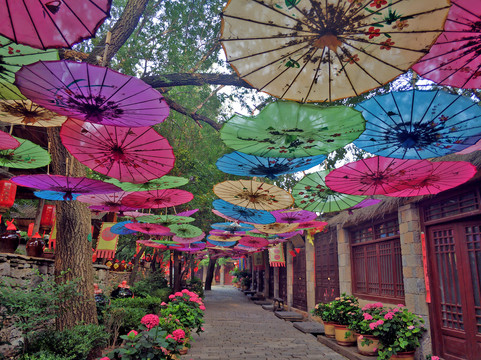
[374,305,427,360]
[348,302,385,356]
[311,301,338,338]
[325,293,360,346]
[42,247,55,259]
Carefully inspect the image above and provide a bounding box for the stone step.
[293,321,325,335]
[274,311,304,322]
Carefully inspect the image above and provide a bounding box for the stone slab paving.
[182,286,347,360]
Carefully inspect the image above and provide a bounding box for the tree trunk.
[204,257,217,291]
[173,250,182,292]
[47,128,97,330]
[129,244,146,286]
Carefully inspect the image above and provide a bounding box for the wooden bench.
[273,297,285,311]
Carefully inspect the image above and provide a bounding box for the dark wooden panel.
[314,228,339,304]
[292,247,307,311]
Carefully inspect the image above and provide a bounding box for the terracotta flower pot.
[390,351,415,360]
[334,324,356,346]
[357,334,379,356]
[323,321,337,338]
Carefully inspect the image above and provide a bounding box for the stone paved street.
[182,286,347,360]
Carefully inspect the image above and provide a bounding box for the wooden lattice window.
[424,190,479,222]
[350,218,404,301]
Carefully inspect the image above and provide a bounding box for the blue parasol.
[206,238,237,247]
[212,199,276,225]
[111,221,137,235]
[354,89,481,159]
[216,151,326,179]
[211,222,254,233]
[35,190,80,201]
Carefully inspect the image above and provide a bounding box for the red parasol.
[385,161,477,197]
[0,1,111,50]
[0,131,20,150]
[60,118,175,183]
[238,236,269,249]
[11,174,121,200]
[325,156,435,196]
[121,189,194,209]
[15,60,169,127]
[271,209,317,224]
[125,222,171,235]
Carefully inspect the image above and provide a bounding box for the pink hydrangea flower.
[397,304,405,307]
[166,334,174,340]
[199,305,206,311]
[174,292,183,297]
[161,302,167,306]
[100,357,110,360]
[431,357,440,360]
[127,330,138,337]
[201,327,205,331]
[384,312,394,320]
[169,294,175,299]
[358,335,364,340]
[141,314,160,329]
[363,313,373,320]
[172,329,186,341]
[369,322,377,330]
[408,325,415,330]
[182,289,189,293]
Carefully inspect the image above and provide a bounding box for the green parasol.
[292,170,366,213]
[168,224,203,238]
[138,214,195,226]
[105,176,189,191]
[0,136,50,169]
[220,101,365,158]
[0,36,58,100]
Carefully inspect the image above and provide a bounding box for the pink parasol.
[60,118,175,183]
[136,240,168,251]
[15,60,169,127]
[125,222,171,235]
[349,198,382,209]
[122,211,149,219]
[11,174,121,200]
[121,189,194,209]
[412,0,481,88]
[0,131,20,150]
[385,161,477,197]
[296,221,328,230]
[177,209,199,217]
[238,236,269,249]
[276,230,304,239]
[173,233,205,244]
[77,192,138,214]
[271,209,317,224]
[0,1,111,50]
[325,156,434,196]
[176,242,206,252]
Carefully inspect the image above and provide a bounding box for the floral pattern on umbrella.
[325,156,435,196]
[122,189,193,209]
[213,179,294,211]
[238,236,269,249]
[292,170,366,213]
[0,136,51,169]
[220,102,365,158]
[354,90,481,159]
[15,60,169,127]
[385,161,476,197]
[110,221,137,235]
[212,199,276,224]
[125,222,171,235]
[168,224,203,238]
[220,0,450,102]
[60,118,175,183]
[413,0,481,88]
[0,100,67,127]
[138,214,195,226]
[253,223,299,234]
[76,192,138,214]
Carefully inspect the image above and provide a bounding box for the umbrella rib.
[304,46,327,102]
[61,1,101,36]
[36,0,72,48]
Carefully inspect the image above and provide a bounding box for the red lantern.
[0,180,17,209]
[40,205,56,227]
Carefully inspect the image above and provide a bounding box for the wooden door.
[428,220,481,360]
[292,247,307,311]
[279,265,287,300]
[314,228,340,304]
[268,265,274,298]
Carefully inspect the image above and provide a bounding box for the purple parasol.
[271,209,317,224]
[176,209,199,217]
[15,60,169,127]
[122,189,194,209]
[11,174,121,200]
[176,242,206,252]
[125,222,171,235]
[349,198,382,209]
[77,192,138,214]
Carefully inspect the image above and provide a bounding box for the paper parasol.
[15,60,169,127]
[138,214,195,226]
[253,223,299,235]
[208,235,242,242]
[277,230,304,239]
[412,0,481,88]
[0,35,58,99]
[168,224,203,238]
[176,209,199,217]
[207,238,237,247]
[0,131,19,150]
[220,102,365,158]
[176,242,206,252]
[122,189,194,209]
[216,151,326,179]
[0,136,50,169]
[76,192,138,214]
[136,240,168,250]
[12,174,121,200]
[211,222,254,233]
[0,100,67,127]
[384,161,477,197]
[212,209,246,223]
[60,118,175,183]
[212,199,276,224]
[105,176,189,191]
[271,209,317,224]
[296,221,328,230]
[122,211,149,220]
[238,236,269,249]
[354,90,481,159]
[173,233,205,244]
[213,179,293,211]
[325,156,435,196]
[110,221,137,235]
[0,0,111,50]
[125,222,171,235]
[292,170,366,213]
[209,230,245,236]
[220,0,449,102]
[349,198,382,210]
[34,190,80,201]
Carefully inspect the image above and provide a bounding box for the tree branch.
[143,73,253,89]
[86,0,151,65]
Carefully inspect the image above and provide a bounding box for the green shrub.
[130,269,168,298]
[186,277,204,298]
[19,351,73,360]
